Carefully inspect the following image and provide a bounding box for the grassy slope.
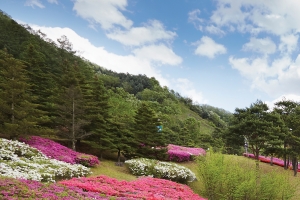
[90,155,300,200]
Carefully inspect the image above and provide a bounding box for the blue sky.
[1,0,300,112]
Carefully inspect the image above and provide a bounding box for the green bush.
[197,151,296,200]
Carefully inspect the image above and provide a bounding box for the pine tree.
[84,76,115,159]
[0,49,43,138]
[56,59,90,150]
[134,102,167,160]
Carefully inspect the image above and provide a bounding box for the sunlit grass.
[89,159,136,181]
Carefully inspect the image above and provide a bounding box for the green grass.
[88,154,300,200]
[89,159,136,181]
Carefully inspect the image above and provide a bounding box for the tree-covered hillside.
[0,9,231,159]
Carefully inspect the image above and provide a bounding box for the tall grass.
[197,151,297,200]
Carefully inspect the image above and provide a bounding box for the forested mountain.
[0,9,232,159]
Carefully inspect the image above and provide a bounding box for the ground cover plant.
[60,175,206,200]
[125,157,196,183]
[167,144,206,162]
[20,136,99,167]
[197,151,296,200]
[0,138,90,182]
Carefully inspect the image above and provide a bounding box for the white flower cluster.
[125,158,196,183]
[0,138,90,182]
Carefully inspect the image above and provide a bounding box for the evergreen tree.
[229,100,283,168]
[84,76,114,159]
[19,42,57,130]
[56,59,90,150]
[0,49,43,138]
[134,102,167,160]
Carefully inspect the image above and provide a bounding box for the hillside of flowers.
[125,158,196,183]
[167,144,206,162]
[244,153,300,171]
[0,137,207,199]
[0,138,90,182]
[20,136,99,167]
[59,175,206,200]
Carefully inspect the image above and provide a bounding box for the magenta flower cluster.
[0,177,109,199]
[167,144,206,162]
[60,175,207,200]
[244,153,300,171]
[20,136,99,167]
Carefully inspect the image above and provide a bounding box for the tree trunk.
[72,97,76,150]
[292,157,298,177]
[270,156,273,166]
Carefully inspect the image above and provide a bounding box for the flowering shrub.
[0,138,91,182]
[168,144,206,162]
[60,175,206,200]
[20,136,99,167]
[244,153,300,171]
[0,177,108,199]
[125,158,196,183]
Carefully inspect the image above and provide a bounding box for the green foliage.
[197,151,296,200]
[133,102,167,159]
[227,100,284,160]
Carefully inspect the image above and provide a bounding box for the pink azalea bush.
[20,136,99,167]
[60,175,207,200]
[168,144,206,162]
[243,153,300,171]
[0,177,109,199]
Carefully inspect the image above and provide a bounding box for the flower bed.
[0,177,108,199]
[125,158,196,183]
[60,175,206,200]
[20,136,99,167]
[243,153,300,171]
[0,138,90,182]
[168,144,206,162]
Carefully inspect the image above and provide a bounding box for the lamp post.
[244,136,249,157]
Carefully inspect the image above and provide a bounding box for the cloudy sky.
[1,0,300,112]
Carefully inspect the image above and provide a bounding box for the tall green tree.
[134,102,167,160]
[19,42,57,130]
[274,99,300,175]
[0,49,43,138]
[108,87,139,161]
[229,100,282,168]
[56,58,89,150]
[84,76,114,159]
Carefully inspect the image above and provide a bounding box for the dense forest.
[10,9,300,165]
[0,9,234,158]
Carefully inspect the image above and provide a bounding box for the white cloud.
[106,20,176,46]
[205,25,225,35]
[174,78,207,104]
[229,55,300,98]
[29,25,174,87]
[188,9,204,31]
[132,44,182,66]
[279,34,299,54]
[194,36,227,58]
[47,0,58,4]
[266,94,300,110]
[210,0,300,35]
[73,0,133,30]
[242,37,276,55]
[25,0,45,8]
